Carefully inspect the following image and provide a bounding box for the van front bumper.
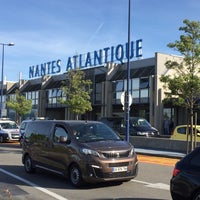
[81,157,138,183]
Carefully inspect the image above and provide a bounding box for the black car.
[170,147,200,200]
[101,117,159,137]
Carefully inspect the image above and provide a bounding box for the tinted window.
[25,121,52,139]
[20,121,30,131]
[177,127,186,135]
[54,126,68,142]
[20,122,27,130]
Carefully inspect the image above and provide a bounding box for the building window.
[132,78,140,99]
[25,91,38,106]
[113,77,150,104]
[140,77,149,89]
[132,90,139,98]
[140,89,149,98]
[95,83,102,104]
[132,78,139,90]
[7,93,16,106]
[116,80,124,91]
[124,79,131,91]
[112,80,125,104]
[132,77,150,102]
[47,88,66,107]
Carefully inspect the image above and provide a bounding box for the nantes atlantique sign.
[29,39,142,79]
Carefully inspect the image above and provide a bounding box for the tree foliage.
[60,69,92,119]
[6,90,32,123]
[160,19,200,151]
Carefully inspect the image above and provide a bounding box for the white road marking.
[0,166,170,200]
[131,179,170,190]
[146,183,170,190]
[0,168,68,200]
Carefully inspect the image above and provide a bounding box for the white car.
[0,119,19,142]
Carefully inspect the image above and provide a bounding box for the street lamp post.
[125,0,131,142]
[0,42,14,118]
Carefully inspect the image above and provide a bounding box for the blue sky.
[0,0,199,81]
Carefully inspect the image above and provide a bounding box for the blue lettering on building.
[85,52,92,67]
[94,50,102,65]
[29,60,61,78]
[29,40,142,78]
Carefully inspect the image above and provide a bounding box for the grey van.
[22,120,138,186]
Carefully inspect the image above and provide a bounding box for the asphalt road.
[0,143,178,200]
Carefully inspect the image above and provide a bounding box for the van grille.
[93,168,135,178]
[102,151,129,158]
[109,162,129,167]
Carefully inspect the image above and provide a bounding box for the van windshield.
[69,122,121,142]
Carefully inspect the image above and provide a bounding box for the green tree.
[160,19,200,152]
[6,90,32,124]
[60,69,92,120]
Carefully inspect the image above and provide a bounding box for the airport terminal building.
[2,51,191,134]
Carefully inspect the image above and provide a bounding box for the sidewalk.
[1,142,186,158]
[135,148,186,158]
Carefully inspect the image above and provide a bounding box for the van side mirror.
[59,136,71,144]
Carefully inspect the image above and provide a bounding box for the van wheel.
[24,155,35,173]
[69,164,83,187]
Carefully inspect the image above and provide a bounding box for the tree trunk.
[16,113,21,125]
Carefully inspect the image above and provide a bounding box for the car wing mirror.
[59,136,71,144]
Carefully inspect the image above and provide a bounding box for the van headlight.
[129,147,135,157]
[81,148,100,157]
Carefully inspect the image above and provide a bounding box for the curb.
[135,148,186,159]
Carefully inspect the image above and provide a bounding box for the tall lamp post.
[0,42,15,118]
[125,0,131,142]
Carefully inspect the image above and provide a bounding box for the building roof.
[20,78,42,92]
[6,82,19,94]
[110,66,155,80]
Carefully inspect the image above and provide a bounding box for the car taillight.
[172,168,180,177]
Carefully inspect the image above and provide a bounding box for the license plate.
[112,166,127,172]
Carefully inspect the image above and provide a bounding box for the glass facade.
[25,91,38,106]
[47,88,66,107]
[7,93,16,102]
[112,77,150,104]
[95,83,102,104]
